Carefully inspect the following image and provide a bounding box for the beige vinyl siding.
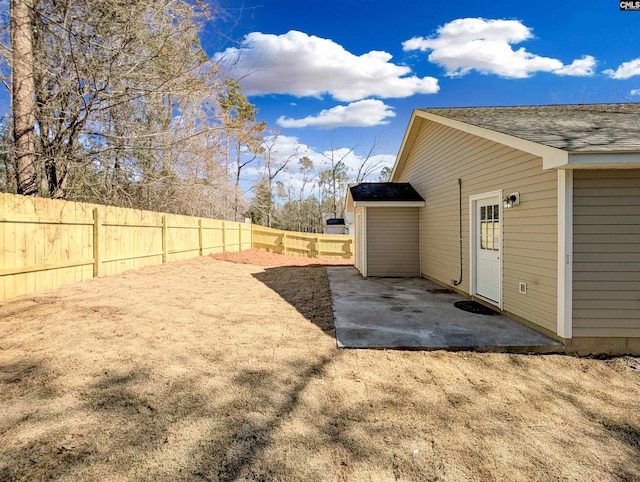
[366,207,419,277]
[396,121,558,333]
[572,170,640,337]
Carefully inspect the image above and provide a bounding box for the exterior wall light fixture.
[503,192,520,209]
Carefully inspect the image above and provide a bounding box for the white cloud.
[264,134,312,158]
[213,30,439,102]
[554,55,596,76]
[603,58,640,79]
[242,134,396,195]
[403,18,595,79]
[630,89,640,96]
[348,153,396,180]
[315,147,395,179]
[277,99,395,128]
[274,150,395,197]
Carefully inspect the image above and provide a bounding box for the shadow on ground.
[252,265,337,337]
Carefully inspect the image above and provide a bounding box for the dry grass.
[0,252,639,481]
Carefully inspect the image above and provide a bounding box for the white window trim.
[557,170,573,338]
[469,190,503,309]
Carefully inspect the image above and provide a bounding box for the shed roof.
[326,218,345,225]
[420,103,640,153]
[349,183,425,202]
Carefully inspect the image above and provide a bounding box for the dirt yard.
[0,250,639,481]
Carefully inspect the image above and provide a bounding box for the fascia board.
[390,110,424,182]
[353,201,426,208]
[344,188,355,213]
[565,152,640,169]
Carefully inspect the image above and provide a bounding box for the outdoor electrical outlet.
[519,282,527,295]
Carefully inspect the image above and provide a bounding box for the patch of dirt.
[210,248,354,266]
[0,255,639,481]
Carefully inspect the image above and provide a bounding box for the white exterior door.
[475,197,501,304]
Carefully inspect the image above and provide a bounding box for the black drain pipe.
[452,178,463,286]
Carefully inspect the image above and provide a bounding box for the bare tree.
[218,79,265,219]
[257,133,299,227]
[1,0,238,210]
[354,136,386,182]
[295,155,314,229]
[320,145,353,218]
[0,123,15,191]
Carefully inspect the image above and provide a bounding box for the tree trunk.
[11,0,38,195]
[45,158,68,199]
[233,139,243,221]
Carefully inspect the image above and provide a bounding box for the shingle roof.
[326,218,345,225]
[420,103,640,153]
[350,183,424,202]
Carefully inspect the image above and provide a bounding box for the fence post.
[198,219,203,256]
[162,215,167,263]
[315,235,320,258]
[222,221,226,252]
[282,232,287,255]
[93,207,101,277]
[238,223,242,251]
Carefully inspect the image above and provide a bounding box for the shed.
[380,103,640,355]
[345,182,425,277]
[324,217,346,235]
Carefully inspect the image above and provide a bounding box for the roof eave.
[390,110,425,182]
[353,200,426,208]
[561,151,640,169]
[344,186,355,213]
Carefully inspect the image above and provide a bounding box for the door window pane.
[479,203,500,252]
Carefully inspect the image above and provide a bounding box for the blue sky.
[1,1,638,195]
[208,0,640,188]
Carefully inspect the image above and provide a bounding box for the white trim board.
[353,201,426,208]
[557,170,573,338]
[362,206,368,277]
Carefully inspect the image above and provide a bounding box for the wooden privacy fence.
[252,225,353,259]
[0,192,353,301]
[0,193,251,301]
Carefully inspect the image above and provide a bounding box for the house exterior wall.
[396,121,558,333]
[572,169,640,337]
[366,207,420,277]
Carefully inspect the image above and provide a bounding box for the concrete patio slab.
[327,267,564,353]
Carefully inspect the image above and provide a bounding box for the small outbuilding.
[324,217,346,235]
[345,182,425,277]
